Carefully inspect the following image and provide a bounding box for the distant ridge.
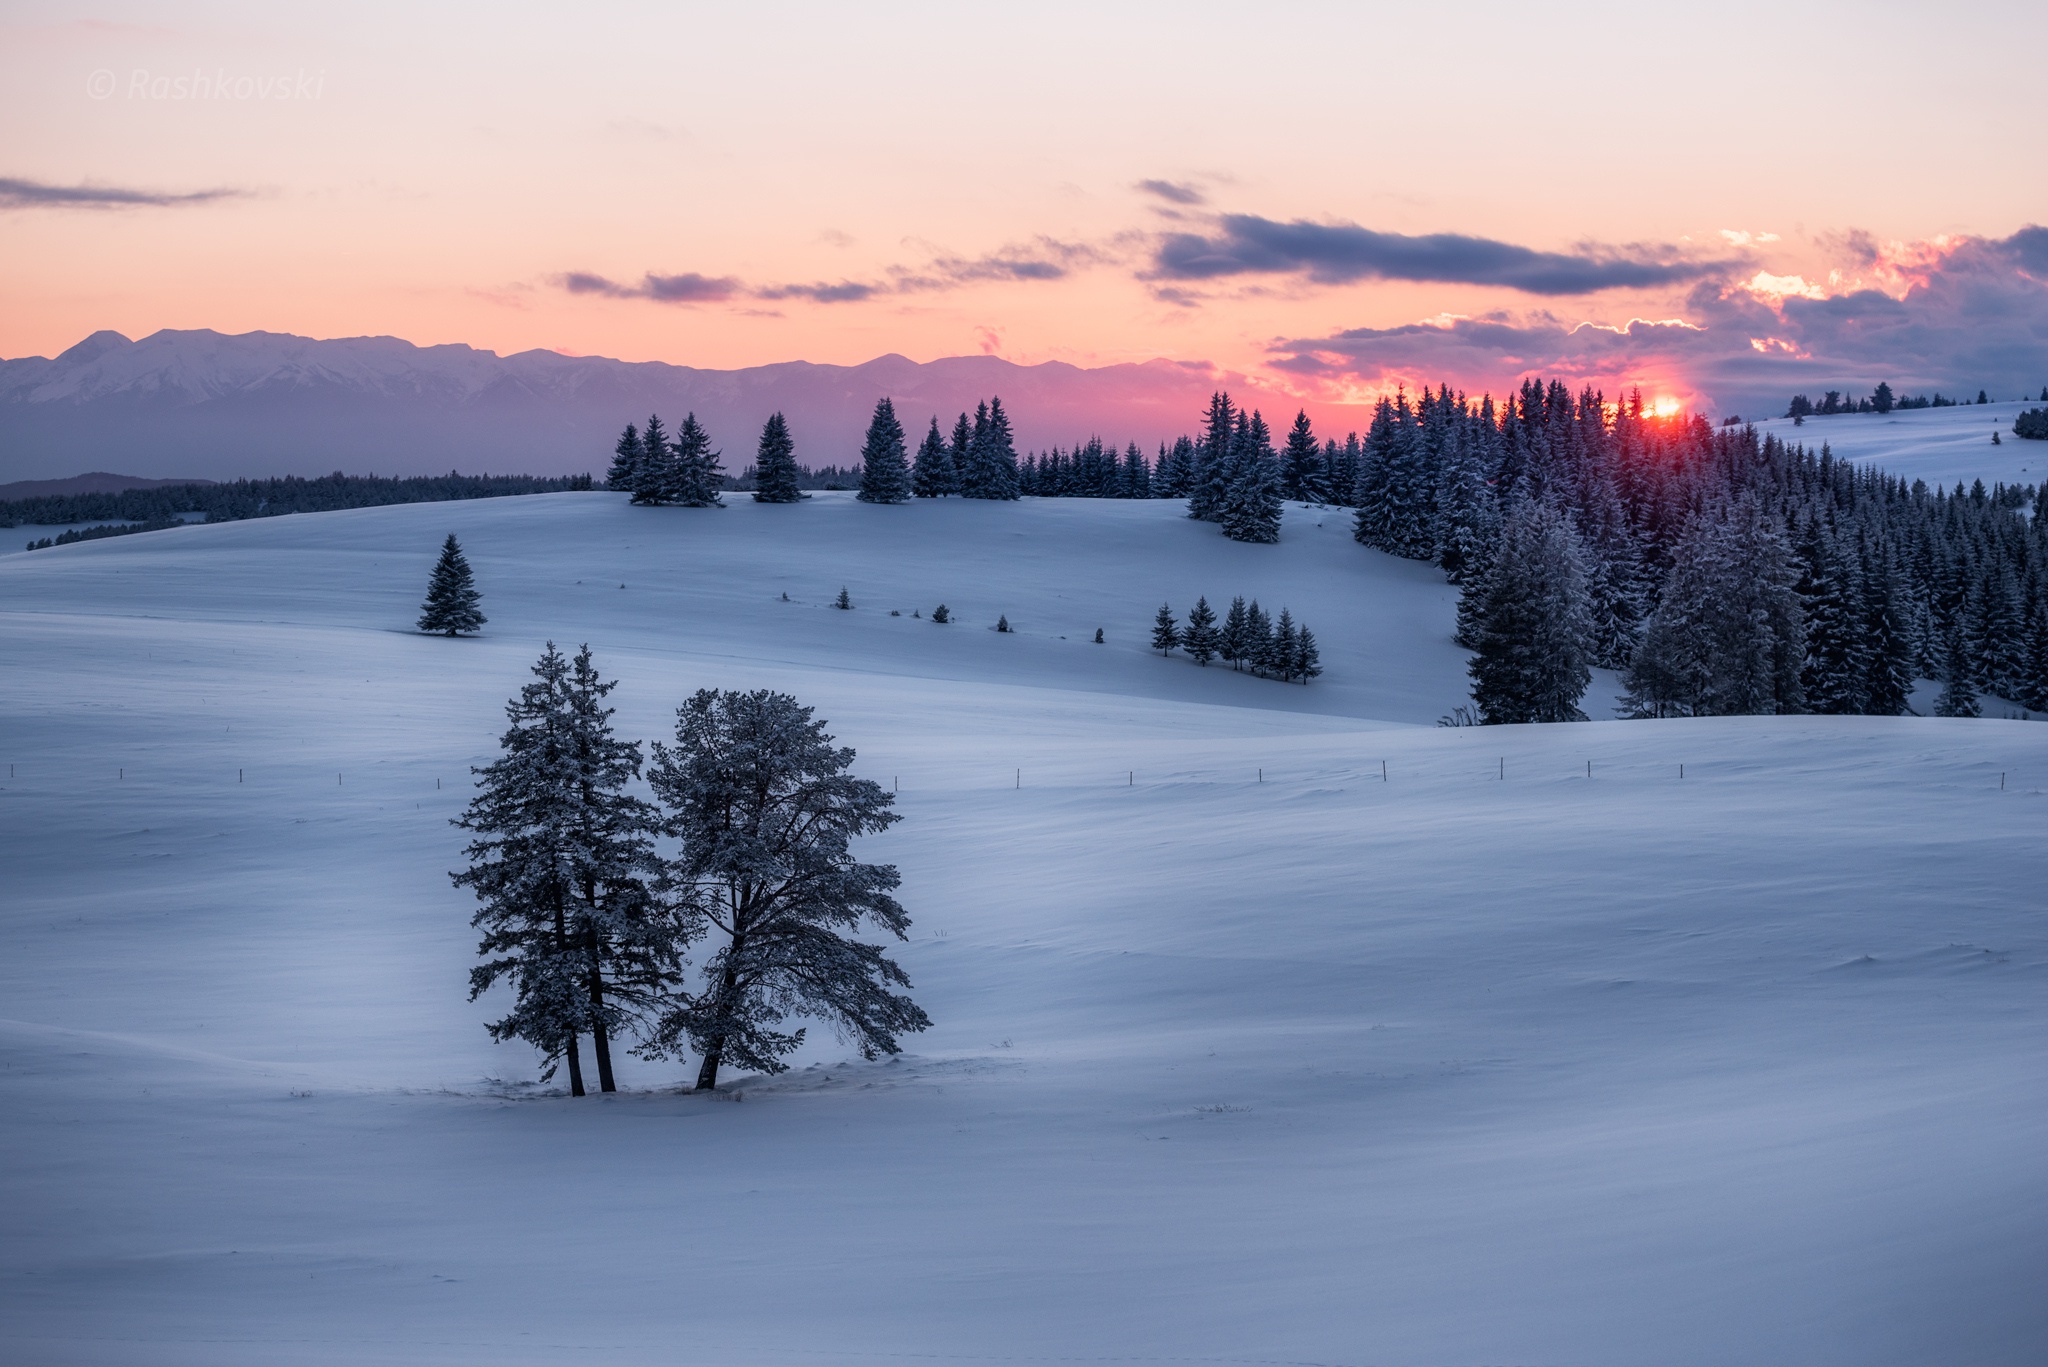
[0,328,1329,484]
[0,471,215,500]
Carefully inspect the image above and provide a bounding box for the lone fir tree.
[752,412,802,504]
[418,534,486,636]
[607,423,643,492]
[856,398,912,504]
[644,689,929,1090]
[1151,603,1180,655]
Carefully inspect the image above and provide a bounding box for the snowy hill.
[0,328,1307,484]
[1751,398,2046,489]
[1,494,2042,1366]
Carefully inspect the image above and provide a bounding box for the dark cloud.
[561,239,1097,307]
[0,176,243,210]
[1153,215,1734,295]
[1267,226,2048,414]
[755,280,878,303]
[1136,179,1206,207]
[560,271,742,302]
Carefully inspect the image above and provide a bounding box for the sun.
[1648,397,1684,419]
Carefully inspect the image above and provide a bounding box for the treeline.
[1784,383,2048,418]
[1152,596,1322,682]
[1325,379,2047,720]
[24,517,181,551]
[2015,408,2048,441]
[454,646,927,1094]
[1,471,593,530]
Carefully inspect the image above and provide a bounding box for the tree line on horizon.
[1785,382,2048,419]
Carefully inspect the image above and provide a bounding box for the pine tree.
[913,417,955,498]
[607,423,644,492]
[1220,415,1284,544]
[418,534,486,636]
[960,397,1021,499]
[1189,393,1236,522]
[667,413,725,507]
[752,412,802,504]
[1243,601,1273,676]
[834,587,852,610]
[1151,603,1179,655]
[1182,596,1219,665]
[1272,608,1300,681]
[643,689,929,1089]
[1295,626,1323,683]
[1093,628,1104,643]
[1934,630,1980,717]
[633,414,672,505]
[1468,503,1593,723]
[453,644,667,1095]
[995,614,1011,632]
[1281,410,1327,502]
[1220,596,1249,669]
[931,604,950,624]
[1861,549,1914,716]
[856,398,912,504]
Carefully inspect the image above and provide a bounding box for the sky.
[2,0,2045,417]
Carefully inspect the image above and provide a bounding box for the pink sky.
[3,1,2044,415]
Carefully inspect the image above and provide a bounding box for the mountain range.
[0,329,1321,483]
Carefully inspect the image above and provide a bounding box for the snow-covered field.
[2,493,2043,1366]
[1751,398,2046,489]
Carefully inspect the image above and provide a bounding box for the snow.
[2,492,2042,1365]
[1750,398,2046,489]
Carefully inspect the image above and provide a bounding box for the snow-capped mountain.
[0,329,1276,482]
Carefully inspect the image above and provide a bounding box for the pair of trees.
[1152,596,1322,682]
[610,413,726,507]
[454,649,928,1094]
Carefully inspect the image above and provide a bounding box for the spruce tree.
[835,587,852,610]
[1281,410,1327,502]
[961,397,1020,499]
[1219,429,1283,544]
[1468,503,1593,723]
[913,416,955,497]
[633,413,672,505]
[1189,393,1236,522]
[1151,603,1180,655]
[668,413,724,507]
[1272,608,1300,681]
[752,412,802,504]
[607,423,643,492]
[454,644,667,1094]
[856,398,912,504]
[1220,596,1249,669]
[1183,596,1219,665]
[1935,630,1981,717]
[418,534,487,636]
[643,689,929,1089]
[1243,601,1273,676]
[1295,625,1323,682]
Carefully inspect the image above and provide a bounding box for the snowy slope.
[1751,399,2046,488]
[0,494,2042,1366]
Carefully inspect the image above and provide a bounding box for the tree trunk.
[694,958,741,1092]
[586,924,616,1093]
[565,1030,586,1097]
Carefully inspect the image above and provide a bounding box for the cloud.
[1266,226,2048,414]
[0,176,243,210]
[1151,215,1736,295]
[1136,179,1206,207]
[560,271,742,302]
[559,238,1104,308]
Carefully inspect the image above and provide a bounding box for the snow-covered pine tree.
[1467,502,1593,723]
[1272,608,1300,681]
[1220,596,1248,669]
[1220,415,1284,544]
[1189,393,1236,523]
[633,414,672,505]
[1243,601,1273,676]
[642,689,929,1090]
[1295,625,1323,682]
[1183,596,1219,665]
[1122,442,1153,499]
[856,398,911,504]
[607,423,643,492]
[668,413,725,507]
[913,416,955,497]
[1796,521,1869,713]
[1860,546,1913,716]
[1621,502,1805,717]
[1151,603,1180,655]
[418,534,487,636]
[1281,410,1327,503]
[453,643,668,1095]
[834,587,852,610]
[751,412,802,504]
[974,396,1021,499]
[995,614,1011,632]
[931,603,950,623]
[1934,629,1981,716]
